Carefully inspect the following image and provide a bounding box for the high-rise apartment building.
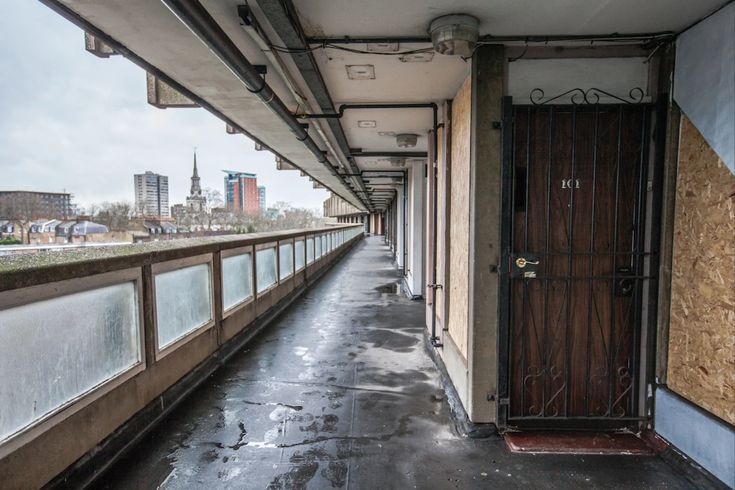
[258,186,266,212]
[223,171,260,215]
[0,191,75,219]
[134,171,169,217]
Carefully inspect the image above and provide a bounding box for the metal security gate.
[499,91,657,428]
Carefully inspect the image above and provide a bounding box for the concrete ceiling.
[288,0,726,183]
[293,0,727,37]
[48,0,728,213]
[309,48,466,169]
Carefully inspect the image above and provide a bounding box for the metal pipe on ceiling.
[352,151,428,158]
[237,5,361,188]
[306,31,675,45]
[256,0,373,211]
[160,0,369,211]
[305,103,439,220]
[302,103,437,120]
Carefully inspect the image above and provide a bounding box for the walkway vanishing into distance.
[97,237,697,489]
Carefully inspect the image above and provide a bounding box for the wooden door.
[506,104,652,426]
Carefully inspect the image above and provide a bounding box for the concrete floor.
[98,236,698,489]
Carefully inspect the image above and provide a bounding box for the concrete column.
[404,161,425,298]
[467,44,504,423]
[395,185,405,268]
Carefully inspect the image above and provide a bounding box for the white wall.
[674,2,735,174]
[508,57,651,104]
[404,161,425,297]
[395,185,405,268]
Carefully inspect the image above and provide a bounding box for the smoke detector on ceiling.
[396,133,419,148]
[428,14,480,57]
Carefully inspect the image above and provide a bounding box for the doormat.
[503,431,656,455]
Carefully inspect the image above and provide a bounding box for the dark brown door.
[506,104,652,426]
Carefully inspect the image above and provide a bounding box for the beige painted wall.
[447,75,472,360]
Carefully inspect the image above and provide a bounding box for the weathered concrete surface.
[98,237,696,489]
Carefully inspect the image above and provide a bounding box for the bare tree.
[193,188,224,230]
[0,193,47,244]
[95,201,133,231]
[203,187,224,209]
[244,201,325,233]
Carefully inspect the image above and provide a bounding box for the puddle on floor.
[374,283,400,294]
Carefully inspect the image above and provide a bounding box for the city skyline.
[0,0,329,212]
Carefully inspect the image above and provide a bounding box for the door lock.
[515,257,540,268]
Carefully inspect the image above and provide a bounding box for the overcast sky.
[0,0,329,212]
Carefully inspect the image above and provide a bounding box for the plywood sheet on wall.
[668,115,735,425]
[447,75,471,359]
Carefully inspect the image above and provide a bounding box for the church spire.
[190,149,202,196]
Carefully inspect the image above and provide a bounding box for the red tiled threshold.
[504,431,657,455]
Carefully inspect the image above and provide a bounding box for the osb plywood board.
[668,115,735,425]
[448,75,472,359]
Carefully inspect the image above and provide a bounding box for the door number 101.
[561,179,580,189]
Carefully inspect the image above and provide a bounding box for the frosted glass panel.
[256,248,277,292]
[315,236,322,258]
[222,253,252,311]
[295,240,305,271]
[155,263,212,348]
[321,235,327,255]
[0,282,140,442]
[279,243,293,280]
[306,238,315,264]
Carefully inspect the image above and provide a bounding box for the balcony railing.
[0,224,363,485]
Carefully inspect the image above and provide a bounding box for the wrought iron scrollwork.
[530,87,645,105]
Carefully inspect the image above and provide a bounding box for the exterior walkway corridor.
[97,237,698,489]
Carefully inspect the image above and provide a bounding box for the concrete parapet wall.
[0,225,363,489]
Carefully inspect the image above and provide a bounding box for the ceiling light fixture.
[358,120,377,128]
[428,14,480,57]
[396,133,419,148]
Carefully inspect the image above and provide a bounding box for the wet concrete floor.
[98,236,698,489]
